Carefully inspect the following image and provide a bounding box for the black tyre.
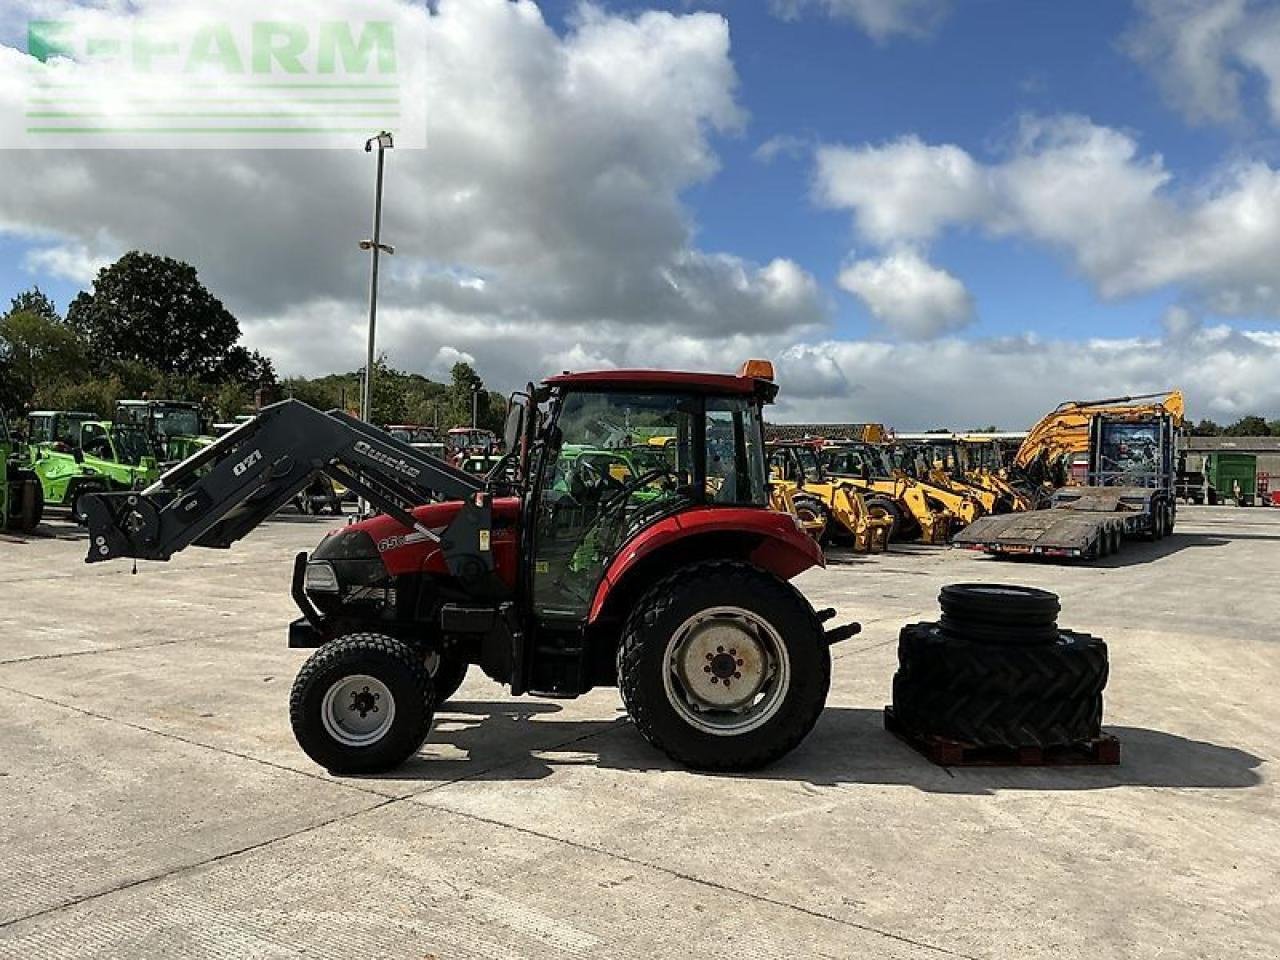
[427,652,469,703]
[14,476,43,532]
[897,622,1108,700]
[893,673,1102,748]
[791,494,833,544]
[290,633,436,774]
[864,495,904,541]
[1164,502,1176,535]
[617,560,830,771]
[70,481,108,525]
[939,583,1060,626]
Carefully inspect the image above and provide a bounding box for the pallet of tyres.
[890,584,1112,758]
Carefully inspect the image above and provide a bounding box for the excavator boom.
[1014,390,1184,471]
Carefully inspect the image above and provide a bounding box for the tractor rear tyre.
[892,673,1102,748]
[864,495,904,541]
[425,651,469,703]
[618,561,830,771]
[290,633,436,774]
[897,622,1109,700]
[14,475,42,533]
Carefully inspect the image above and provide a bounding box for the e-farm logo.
[19,12,425,149]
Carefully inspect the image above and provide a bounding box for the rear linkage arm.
[81,400,490,572]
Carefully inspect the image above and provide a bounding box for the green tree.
[67,251,241,380]
[1224,415,1270,437]
[9,287,60,323]
[0,298,87,408]
[1191,419,1223,437]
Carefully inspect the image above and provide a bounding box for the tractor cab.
[116,399,208,462]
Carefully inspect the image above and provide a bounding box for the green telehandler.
[26,411,159,521]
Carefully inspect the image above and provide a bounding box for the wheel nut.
[734,672,741,679]
[703,665,711,673]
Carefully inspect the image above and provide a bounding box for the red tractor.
[83,361,857,773]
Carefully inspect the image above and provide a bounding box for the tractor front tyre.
[15,476,42,532]
[864,496,903,542]
[290,633,436,774]
[425,651,469,703]
[617,561,830,772]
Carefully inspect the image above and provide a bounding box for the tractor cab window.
[28,416,52,445]
[80,423,114,461]
[794,447,824,484]
[112,425,151,466]
[532,390,767,619]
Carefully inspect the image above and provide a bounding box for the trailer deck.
[953,486,1159,559]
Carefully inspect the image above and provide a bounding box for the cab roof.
[543,369,776,400]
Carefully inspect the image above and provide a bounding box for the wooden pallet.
[883,706,1121,767]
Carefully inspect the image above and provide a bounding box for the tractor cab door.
[531,391,698,621]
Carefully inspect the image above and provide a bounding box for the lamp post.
[360,130,395,425]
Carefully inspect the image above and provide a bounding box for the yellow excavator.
[954,435,1039,511]
[1012,391,1186,489]
[816,441,983,544]
[767,442,892,552]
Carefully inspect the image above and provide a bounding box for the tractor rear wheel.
[618,561,829,771]
[290,633,436,774]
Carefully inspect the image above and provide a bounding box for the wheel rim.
[662,606,791,737]
[320,674,396,747]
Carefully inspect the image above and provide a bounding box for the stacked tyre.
[893,584,1108,748]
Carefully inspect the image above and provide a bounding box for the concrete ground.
[0,505,1276,959]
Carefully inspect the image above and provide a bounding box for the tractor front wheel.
[290,633,436,774]
[617,561,830,771]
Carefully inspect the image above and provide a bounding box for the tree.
[9,287,60,323]
[217,345,277,388]
[67,251,241,380]
[1224,415,1270,437]
[0,300,87,407]
[1191,419,1223,437]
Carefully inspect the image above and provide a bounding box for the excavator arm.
[82,399,490,567]
[1014,390,1184,472]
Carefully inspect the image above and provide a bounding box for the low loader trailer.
[954,402,1179,561]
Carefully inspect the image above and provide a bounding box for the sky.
[3,0,1280,427]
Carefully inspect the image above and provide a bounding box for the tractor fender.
[588,506,823,624]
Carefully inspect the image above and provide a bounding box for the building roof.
[1180,436,1280,452]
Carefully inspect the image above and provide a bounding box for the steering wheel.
[589,467,680,544]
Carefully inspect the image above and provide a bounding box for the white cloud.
[836,248,972,338]
[816,114,1280,316]
[0,0,825,370]
[815,136,990,244]
[1126,0,1280,127]
[768,0,950,42]
[771,325,1280,428]
[22,240,113,284]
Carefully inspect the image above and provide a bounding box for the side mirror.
[503,397,526,453]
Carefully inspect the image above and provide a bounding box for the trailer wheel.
[618,561,829,771]
[290,633,436,774]
[1109,525,1122,555]
[424,651,469,703]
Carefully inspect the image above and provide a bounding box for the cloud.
[836,248,973,338]
[0,0,825,366]
[1125,0,1280,127]
[22,239,113,284]
[768,0,950,42]
[770,325,1280,428]
[815,114,1280,316]
[753,134,808,164]
[815,135,990,244]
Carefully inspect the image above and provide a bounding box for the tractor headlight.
[304,561,340,594]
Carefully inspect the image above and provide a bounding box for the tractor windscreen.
[111,425,152,466]
[154,406,202,439]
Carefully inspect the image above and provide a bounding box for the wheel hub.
[662,606,791,736]
[320,674,396,747]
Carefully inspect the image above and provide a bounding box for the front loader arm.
[82,399,488,564]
